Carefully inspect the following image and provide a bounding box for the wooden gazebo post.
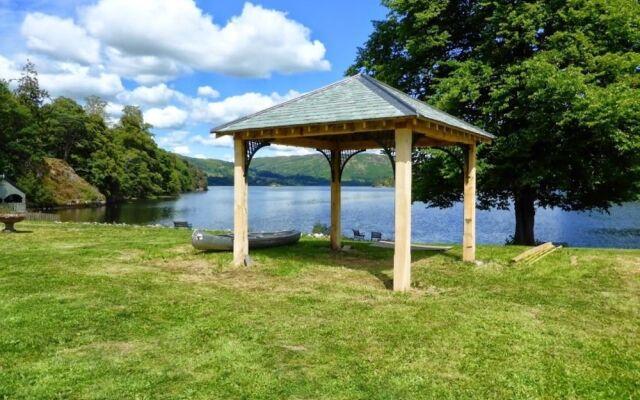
[330,149,342,250]
[463,142,477,262]
[233,137,249,266]
[393,127,413,291]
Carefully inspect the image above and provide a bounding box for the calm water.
[56,186,640,248]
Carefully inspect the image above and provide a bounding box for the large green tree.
[349,0,640,244]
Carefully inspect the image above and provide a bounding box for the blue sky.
[0,0,387,160]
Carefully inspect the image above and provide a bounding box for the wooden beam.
[462,142,476,262]
[233,138,249,266]
[270,137,337,150]
[413,119,476,144]
[330,149,342,250]
[393,127,413,291]
[228,118,410,141]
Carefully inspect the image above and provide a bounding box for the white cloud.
[172,145,190,155]
[191,134,233,148]
[0,55,20,82]
[193,154,207,159]
[39,64,124,99]
[191,90,299,125]
[144,106,188,129]
[197,85,219,98]
[155,130,191,155]
[260,144,315,157]
[119,83,185,106]
[80,0,330,78]
[105,47,188,84]
[21,13,100,64]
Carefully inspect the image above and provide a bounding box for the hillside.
[181,153,393,186]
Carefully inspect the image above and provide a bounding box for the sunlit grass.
[1,222,639,399]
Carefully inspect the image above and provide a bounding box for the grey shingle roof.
[213,74,494,139]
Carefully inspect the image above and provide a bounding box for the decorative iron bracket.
[316,148,366,182]
[244,139,270,176]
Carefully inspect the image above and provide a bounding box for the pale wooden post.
[233,137,249,266]
[463,142,477,262]
[393,128,413,291]
[330,149,342,250]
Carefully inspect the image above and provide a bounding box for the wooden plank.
[372,241,452,252]
[393,127,413,291]
[330,149,342,250]
[511,242,555,263]
[233,138,249,266]
[525,245,562,265]
[462,142,476,262]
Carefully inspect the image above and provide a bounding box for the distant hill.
[181,153,393,186]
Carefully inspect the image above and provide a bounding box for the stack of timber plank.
[511,242,562,265]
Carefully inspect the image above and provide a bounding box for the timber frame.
[212,75,493,292]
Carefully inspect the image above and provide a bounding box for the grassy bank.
[1,222,639,399]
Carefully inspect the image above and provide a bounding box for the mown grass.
[1,222,639,399]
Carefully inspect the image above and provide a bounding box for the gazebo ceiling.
[212,74,494,150]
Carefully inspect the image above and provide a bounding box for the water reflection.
[54,186,640,248]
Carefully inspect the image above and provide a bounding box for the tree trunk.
[513,192,536,245]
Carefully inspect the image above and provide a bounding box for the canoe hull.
[192,230,301,251]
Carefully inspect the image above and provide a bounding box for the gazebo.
[212,74,494,291]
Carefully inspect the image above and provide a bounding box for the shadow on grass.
[256,239,454,289]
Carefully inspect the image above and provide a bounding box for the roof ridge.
[357,74,418,116]
[211,74,363,133]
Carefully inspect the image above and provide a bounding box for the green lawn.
[1,222,639,399]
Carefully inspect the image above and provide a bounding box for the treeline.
[0,62,207,206]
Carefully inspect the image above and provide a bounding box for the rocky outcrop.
[41,158,106,207]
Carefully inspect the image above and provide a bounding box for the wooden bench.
[371,231,382,241]
[173,221,192,228]
[352,229,365,240]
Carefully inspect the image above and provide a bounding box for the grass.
[1,221,639,399]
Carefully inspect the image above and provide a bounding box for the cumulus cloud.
[105,47,188,84]
[191,134,233,148]
[197,85,219,98]
[155,130,191,155]
[191,90,299,125]
[144,106,188,129]
[261,144,315,157]
[80,0,330,79]
[119,83,185,106]
[39,64,124,99]
[21,13,100,64]
[0,55,20,82]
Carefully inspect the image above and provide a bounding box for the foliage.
[0,221,638,398]
[349,0,640,244]
[0,63,207,207]
[311,222,330,235]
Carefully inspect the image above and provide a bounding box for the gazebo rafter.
[211,73,494,291]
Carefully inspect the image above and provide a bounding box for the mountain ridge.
[181,153,394,186]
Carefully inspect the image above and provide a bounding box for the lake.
[56,186,640,248]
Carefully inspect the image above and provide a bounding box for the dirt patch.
[615,255,640,275]
[280,344,307,352]
[116,249,144,261]
[169,244,194,255]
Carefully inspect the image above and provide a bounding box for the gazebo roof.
[212,74,494,142]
